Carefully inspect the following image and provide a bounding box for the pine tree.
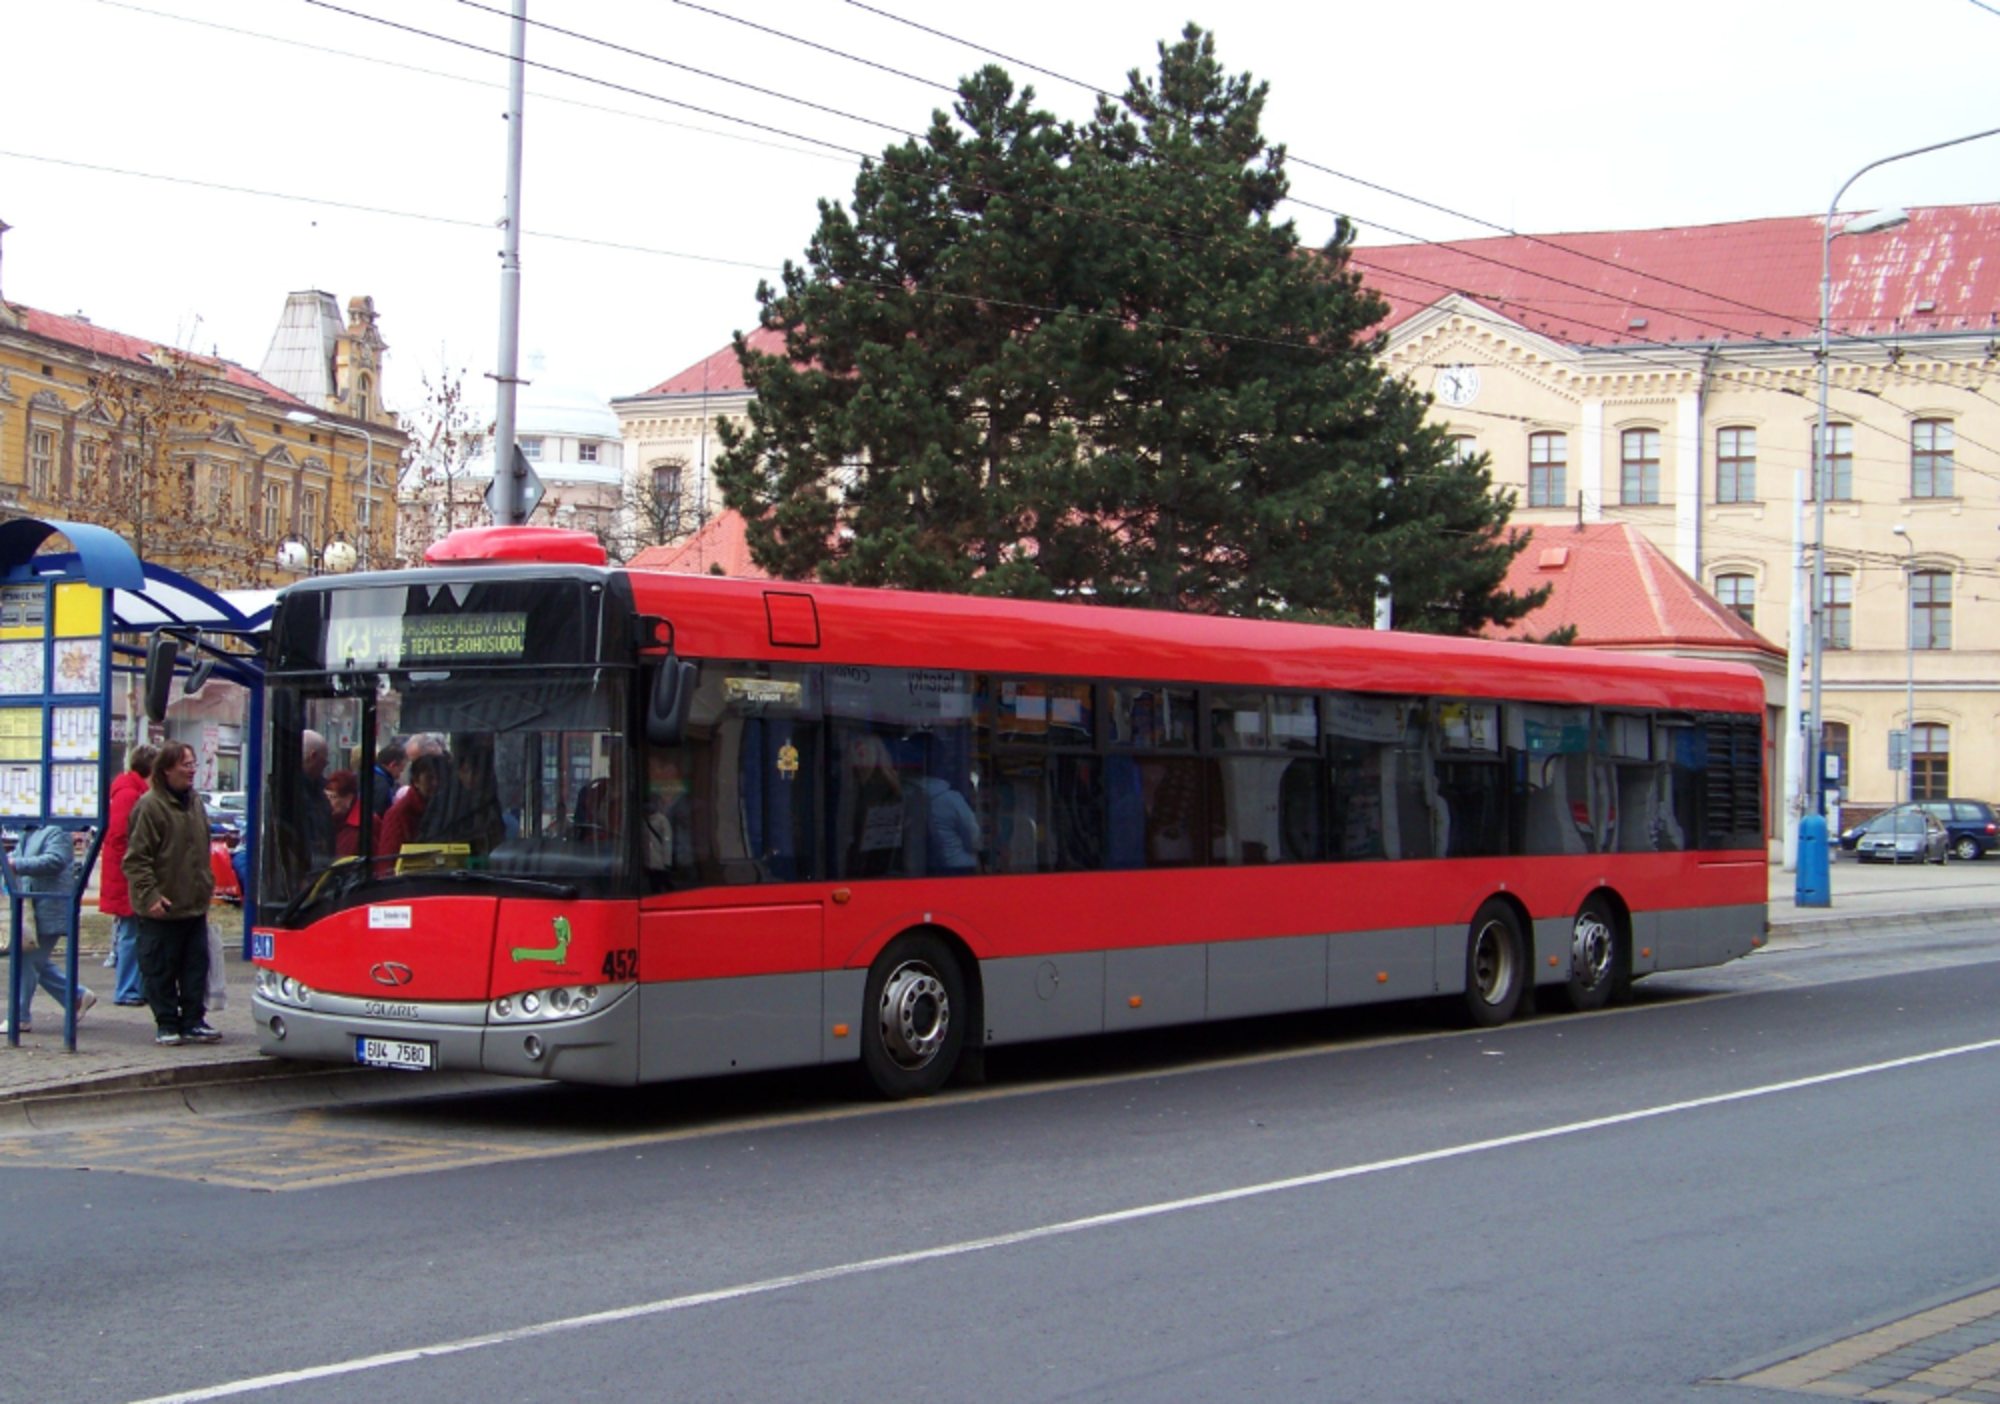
[716,26,1544,633]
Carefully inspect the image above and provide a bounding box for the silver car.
[1856,810,1949,864]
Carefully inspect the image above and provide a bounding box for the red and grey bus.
[247,525,1767,1098]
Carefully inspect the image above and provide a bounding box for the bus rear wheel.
[1462,899,1525,1028]
[1553,896,1622,1013]
[861,933,966,1100]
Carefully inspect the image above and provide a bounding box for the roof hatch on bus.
[766,591,820,648]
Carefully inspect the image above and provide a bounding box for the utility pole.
[488,0,529,525]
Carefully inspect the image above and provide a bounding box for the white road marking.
[130,1035,2000,1404]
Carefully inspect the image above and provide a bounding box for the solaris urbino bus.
[244,525,1767,1098]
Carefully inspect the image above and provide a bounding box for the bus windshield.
[260,667,632,920]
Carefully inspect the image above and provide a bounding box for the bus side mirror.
[143,632,179,723]
[646,658,696,747]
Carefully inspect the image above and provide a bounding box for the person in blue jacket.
[6,824,94,1034]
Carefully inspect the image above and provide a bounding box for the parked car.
[1840,799,2000,861]
[1855,809,1950,864]
[203,790,247,841]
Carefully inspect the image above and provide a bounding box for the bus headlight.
[488,986,600,1023]
[256,969,313,1010]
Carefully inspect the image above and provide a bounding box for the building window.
[77,439,100,486]
[1821,721,1850,792]
[578,442,599,464]
[207,464,231,514]
[300,488,323,548]
[355,373,372,421]
[121,449,142,490]
[519,437,543,461]
[652,461,683,521]
[1716,427,1756,503]
[28,429,54,499]
[1715,573,1756,627]
[1912,419,1954,499]
[1621,428,1661,504]
[1812,423,1853,501]
[1912,569,1952,650]
[1820,572,1852,650]
[1912,724,1949,802]
[1448,434,1478,462]
[1528,432,1567,508]
[263,481,285,539]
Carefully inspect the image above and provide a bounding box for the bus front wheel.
[861,933,967,1100]
[1462,900,1525,1028]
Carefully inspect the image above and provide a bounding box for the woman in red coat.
[375,754,440,860]
[96,745,157,1006]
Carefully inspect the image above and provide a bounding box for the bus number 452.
[601,949,639,982]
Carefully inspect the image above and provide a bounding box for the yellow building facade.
[1371,206,2000,821]
[0,256,405,589]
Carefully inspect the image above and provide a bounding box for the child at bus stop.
[5,823,96,1034]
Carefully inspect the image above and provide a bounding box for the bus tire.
[1462,899,1525,1028]
[861,933,966,1100]
[1553,895,1621,1014]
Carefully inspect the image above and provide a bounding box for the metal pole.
[489,0,528,525]
[355,424,374,568]
[1904,539,1917,810]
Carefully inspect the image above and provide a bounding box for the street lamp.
[1789,123,2000,899]
[285,409,377,570]
[1892,524,1917,811]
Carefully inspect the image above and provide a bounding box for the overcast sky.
[3,0,1996,421]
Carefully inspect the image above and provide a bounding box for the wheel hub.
[877,960,950,1070]
[1571,911,1614,989]
[1470,920,1514,1005]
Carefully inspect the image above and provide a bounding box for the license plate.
[355,1036,436,1072]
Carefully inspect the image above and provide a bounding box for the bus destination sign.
[325,612,530,669]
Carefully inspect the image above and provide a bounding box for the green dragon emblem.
[511,915,572,964]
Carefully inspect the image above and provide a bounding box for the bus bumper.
[251,986,641,1085]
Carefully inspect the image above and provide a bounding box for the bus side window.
[671,662,822,887]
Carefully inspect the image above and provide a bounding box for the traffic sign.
[484,445,545,524]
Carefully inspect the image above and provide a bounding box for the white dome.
[458,351,625,486]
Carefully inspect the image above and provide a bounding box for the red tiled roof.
[16,306,306,405]
[1357,204,2000,346]
[638,326,786,397]
[628,510,768,578]
[637,205,2000,394]
[1487,522,1782,658]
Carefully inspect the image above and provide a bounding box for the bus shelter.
[0,518,269,1052]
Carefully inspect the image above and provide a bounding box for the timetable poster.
[52,706,99,761]
[0,764,39,817]
[0,641,42,697]
[49,763,98,818]
[0,709,38,762]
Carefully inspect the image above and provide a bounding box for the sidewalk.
[3,868,1997,1110]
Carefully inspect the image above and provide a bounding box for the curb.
[0,1058,522,1133]
[1767,905,2000,944]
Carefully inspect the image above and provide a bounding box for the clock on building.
[1433,365,1482,407]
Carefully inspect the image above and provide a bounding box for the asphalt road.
[9,921,2000,1404]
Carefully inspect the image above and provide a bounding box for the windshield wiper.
[274,864,577,925]
[376,869,578,899]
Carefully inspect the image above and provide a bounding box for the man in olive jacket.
[123,740,219,1045]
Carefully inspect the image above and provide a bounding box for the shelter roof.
[1485,522,1782,659]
